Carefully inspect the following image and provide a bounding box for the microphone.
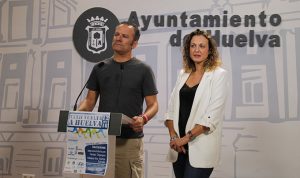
[73,62,104,111]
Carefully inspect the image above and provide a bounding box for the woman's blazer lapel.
[186,71,214,129]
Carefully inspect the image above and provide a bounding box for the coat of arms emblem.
[85,16,109,54]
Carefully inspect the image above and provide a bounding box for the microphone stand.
[73,62,104,111]
[73,81,88,111]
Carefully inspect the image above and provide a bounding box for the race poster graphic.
[64,111,110,176]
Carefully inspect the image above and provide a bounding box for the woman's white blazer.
[165,67,229,168]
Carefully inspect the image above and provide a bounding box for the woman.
[165,29,229,178]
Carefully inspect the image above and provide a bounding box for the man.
[78,21,158,178]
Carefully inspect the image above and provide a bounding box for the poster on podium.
[63,111,110,176]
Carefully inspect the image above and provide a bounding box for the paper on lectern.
[121,114,133,124]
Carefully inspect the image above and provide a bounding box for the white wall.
[0,0,300,178]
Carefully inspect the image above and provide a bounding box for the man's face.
[112,24,137,55]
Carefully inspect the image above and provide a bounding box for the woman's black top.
[179,83,199,150]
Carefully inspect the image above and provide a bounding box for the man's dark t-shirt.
[87,57,158,138]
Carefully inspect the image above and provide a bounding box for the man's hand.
[131,116,144,132]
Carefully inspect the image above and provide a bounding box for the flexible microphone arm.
[73,81,88,111]
[73,62,104,111]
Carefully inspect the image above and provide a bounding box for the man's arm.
[131,95,158,132]
[77,90,99,111]
[143,95,159,120]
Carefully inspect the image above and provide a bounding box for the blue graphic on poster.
[85,144,108,175]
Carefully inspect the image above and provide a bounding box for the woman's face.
[189,35,209,64]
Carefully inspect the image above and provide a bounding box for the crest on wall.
[85,16,109,54]
[73,7,119,63]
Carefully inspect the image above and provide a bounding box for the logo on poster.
[85,16,109,54]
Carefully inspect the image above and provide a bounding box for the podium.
[58,110,128,178]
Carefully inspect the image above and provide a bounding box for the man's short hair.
[119,21,140,41]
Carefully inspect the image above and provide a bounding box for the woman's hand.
[173,135,189,147]
[169,136,189,154]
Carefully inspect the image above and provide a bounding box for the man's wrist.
[140,114,149,125]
